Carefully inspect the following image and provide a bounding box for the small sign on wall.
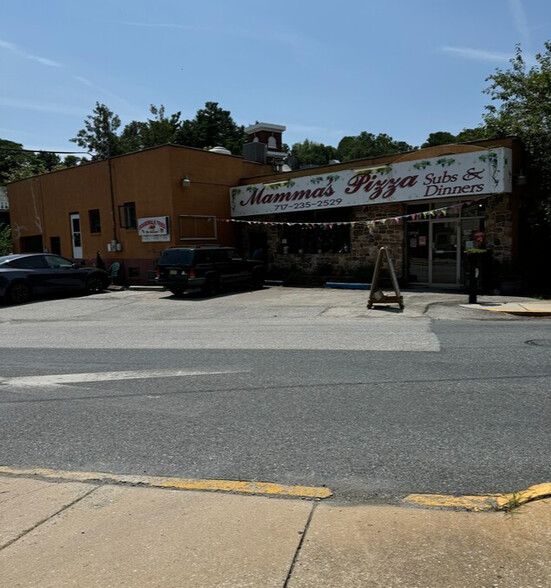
[138,216,170,242]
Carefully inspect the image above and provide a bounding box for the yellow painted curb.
[0,466,332,500]
[483,308,551,316]
[404,482,551,512]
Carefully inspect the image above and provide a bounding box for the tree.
[70,102,122,159]
[0,140,72,182]
[120,104,181,152]
[337,132,415,162]
[0,223,11,255]
[62,155,86,168]
[0,139,36,183]
[421,131,457,148]
[175,102,247,154]
[290,139,338,167]
[0,139,84,182]
[483,42,551,221]
[455,126,489,142]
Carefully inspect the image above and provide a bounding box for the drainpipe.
[107,156,118,251]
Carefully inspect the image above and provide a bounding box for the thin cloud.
[0,39,62,67]
[0,96,86,116]
[441,46,512,62]
[121,20,314,54]
[74,76,94,87]
[122,21,212,32]
[73,76,139,113]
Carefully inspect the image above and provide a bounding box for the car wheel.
[7,282,32,305]
[250,271,265,290]
[87,275,107,294]
[169,287,184,296]
[201,276,219,297]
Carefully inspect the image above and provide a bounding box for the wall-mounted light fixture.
[181,176,191,187]
[516,170,527,186]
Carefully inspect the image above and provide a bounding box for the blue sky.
[1,0,551,155]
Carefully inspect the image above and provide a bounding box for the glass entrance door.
[431,220,460,286]
[407,222,429,283]
[407,219,460,287]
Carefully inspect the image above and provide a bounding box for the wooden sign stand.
[367,247,404,310]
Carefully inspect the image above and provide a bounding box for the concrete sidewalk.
[2,473,551,587]
[123,284,551,319]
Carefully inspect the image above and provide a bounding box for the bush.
[0,224,11,255]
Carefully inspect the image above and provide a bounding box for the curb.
[404,482,551,512]
[325,282,371,290]
[461,303,551,316]
[0,467,333,500]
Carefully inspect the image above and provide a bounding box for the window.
[178,215,217,240]
[50,236,61,255]
[214,248,237,262]
[10,255,48,269]
[280,208,351,254]
[44,255,73,268]
[89,209,101,233]
[194,250,215,263]
[119,202,137,229]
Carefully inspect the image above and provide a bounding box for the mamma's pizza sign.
[230,148,512,217]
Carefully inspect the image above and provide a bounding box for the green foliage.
[421,131,457,148]
[174,102,247,154]
[73,101,247,157]
[337,132,415,162]
[0,224,11,255]
[120,104,182,152]
[0,139,37,183]
[290,139,338,167]
[0,139,86,183]
[70,102,122,159]
[483,42,551,221]
[455,126,489,142]
[421,127,489,148]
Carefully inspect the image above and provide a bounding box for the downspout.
[107,156,118,248]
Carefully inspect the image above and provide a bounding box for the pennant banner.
[218,199,484,229]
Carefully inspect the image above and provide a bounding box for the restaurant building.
[7,128,525,290]
[231,136,524,290]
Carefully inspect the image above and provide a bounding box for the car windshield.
[159,249,194,265]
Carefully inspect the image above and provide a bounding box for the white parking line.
[0,369,247,387]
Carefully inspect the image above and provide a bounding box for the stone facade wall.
[240,196,515,285]
[484,195,514,264]
[349,204,404,276]
[242,203,405,280]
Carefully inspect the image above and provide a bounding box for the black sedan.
[0,253,110,305]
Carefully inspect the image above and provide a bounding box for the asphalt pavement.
[1,286,550,587]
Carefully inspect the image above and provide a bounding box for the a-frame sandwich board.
[367,247,404,310]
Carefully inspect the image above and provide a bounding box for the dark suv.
[155,246,265,296]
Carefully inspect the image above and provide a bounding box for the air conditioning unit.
[243,142,267,163]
